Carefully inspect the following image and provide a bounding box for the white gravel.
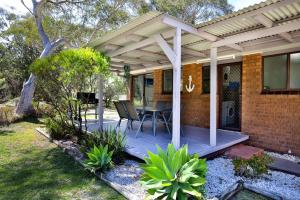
[103,158,300,200]
[205,157,300,200]
[103,160,147,200]
[266,151,300,163]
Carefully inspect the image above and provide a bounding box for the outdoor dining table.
[136,106,172,136]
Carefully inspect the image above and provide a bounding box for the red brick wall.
[153,63,211,127]
[242,54,300,155]
[145,54,300,155]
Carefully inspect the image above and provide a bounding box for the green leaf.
[180,183,203,198]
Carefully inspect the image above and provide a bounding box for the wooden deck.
[86,118,249,160]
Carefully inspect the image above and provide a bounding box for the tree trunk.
[16,42,58,115]
[16,74,36,115]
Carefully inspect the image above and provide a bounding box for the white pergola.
[89,0,300,149]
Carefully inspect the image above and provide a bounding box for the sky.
[1,0,265,14]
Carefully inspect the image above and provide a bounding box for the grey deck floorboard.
[86,119,249,160]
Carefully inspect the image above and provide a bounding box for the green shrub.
[45,117,72,140]
[82,129,126,164]
[32,101,54,118]
[233,155,273,178]
[0,105,15,126]
[140,144,207,200]
[84,145,113,173]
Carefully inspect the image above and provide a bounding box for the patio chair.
[154,101,172,135]
[123,101,152,137]
[114,100,129,131]
[166,105,184,136]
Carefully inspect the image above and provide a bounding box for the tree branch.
[32,0,51,47]
[21,0,34,15]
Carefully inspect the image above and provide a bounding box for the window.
[263,55,287,90]
[202,66,210,94]
[290,53,300,89]
[162,69,183,93]
[163,69,173,93]
[263,52,300,91]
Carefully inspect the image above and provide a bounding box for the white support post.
[98,75,104,131]
[172,27,181,149]
[210,47,217,146]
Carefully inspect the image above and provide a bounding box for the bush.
[140,144,207,200]
[82,129,126,164]
[32,101,54,118]
[84,145,113,173]
[31,48,109,143]
[0,105,15,126]
[45,117,72,140]
[233,155,273,178]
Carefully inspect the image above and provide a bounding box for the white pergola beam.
[163,16,218,41]
[126,34,144,42]
[202,0,298,30]
[98,75,104,131]
[254,13,294,43]
[110,61,143,69]
[162,15,243,52]
[128,50,167,60]
[212,20,300,48]
[279,32,294,42]
[107,37,156,57]
[209,47,217,146]
[172,27,181,149]
[103,44,119,51]
[153,34,176,65]
[112,56,160,66]
[254,14,273,28]
[182,47,206,57]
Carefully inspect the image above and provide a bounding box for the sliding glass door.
[132,74,153,107]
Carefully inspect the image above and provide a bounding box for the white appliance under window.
[222,101,235,126]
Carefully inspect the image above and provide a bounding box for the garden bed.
[36,127,300,200]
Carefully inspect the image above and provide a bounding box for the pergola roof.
[88,0,300,74]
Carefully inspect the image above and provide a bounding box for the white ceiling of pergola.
[88,0,300,74]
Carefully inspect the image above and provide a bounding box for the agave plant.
[140,144,207,200]
[82,128,126,164]
[84,145,113,173]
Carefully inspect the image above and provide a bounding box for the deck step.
[225,144,264,160]
[268,157,300,176]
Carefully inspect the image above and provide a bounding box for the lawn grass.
[0,117,125,200]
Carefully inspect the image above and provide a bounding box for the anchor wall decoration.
[185,75,195,93]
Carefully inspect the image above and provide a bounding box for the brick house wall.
[153,63,211,127]
[242,54,300,155]
[135,53,300,155]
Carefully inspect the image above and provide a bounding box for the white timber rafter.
[112,56,160,66]
[201,0,299,31]
[162,15,243,51]
[254,13,294,43]
[153,34,176,65]
[212,20,300,48]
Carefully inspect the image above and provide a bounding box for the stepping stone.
[225,144,264,160]
[268,157,300,177]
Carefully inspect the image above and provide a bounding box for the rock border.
[35,127,131,200]
[218,180,283,200]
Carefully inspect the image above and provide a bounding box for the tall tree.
[132,0,233,24]
[16,0,133,115]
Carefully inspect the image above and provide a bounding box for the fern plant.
[140,144,207,200]
[84,145,113,173]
